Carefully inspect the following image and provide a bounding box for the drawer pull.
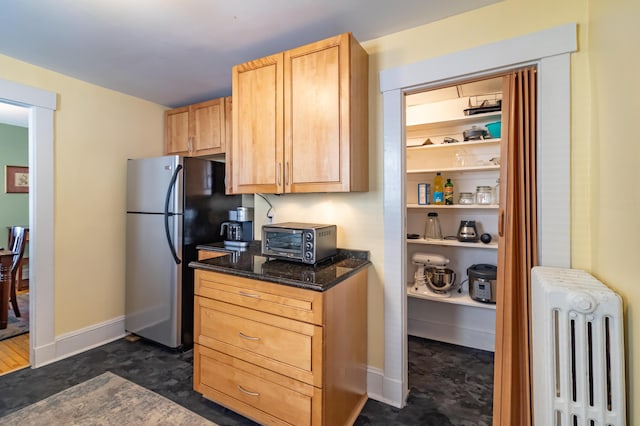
[239,332,260,341]
[238,291,261,299]
[238,385,260,397]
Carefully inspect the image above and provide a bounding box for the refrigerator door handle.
[164,163,183,264]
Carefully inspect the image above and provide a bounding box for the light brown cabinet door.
[285,33,369,193]
[231,53,284,194]
[165,98,227,157]
[165,106,190,156]
[191,98,226,156]
[284,33,345,192]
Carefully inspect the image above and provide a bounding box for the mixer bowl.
[426,268,457,293]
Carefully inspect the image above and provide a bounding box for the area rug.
[0,372,218,425]
[0,292,28,341]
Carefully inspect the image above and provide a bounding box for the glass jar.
[458,192,475,205]
[476,186,493,205]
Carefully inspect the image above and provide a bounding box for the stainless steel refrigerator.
[125,155,241,349]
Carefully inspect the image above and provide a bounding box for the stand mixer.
[412,252,457,297]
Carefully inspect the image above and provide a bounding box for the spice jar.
[458,192,475,205]
[475,186,493,205]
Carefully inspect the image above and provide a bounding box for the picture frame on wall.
[5,165,29,193]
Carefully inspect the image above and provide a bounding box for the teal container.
[486,121,501,138]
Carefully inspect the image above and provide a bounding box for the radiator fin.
[532,267,626,426]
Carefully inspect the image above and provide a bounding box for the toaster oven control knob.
[305,232,313,241]
[305,242,313,250]
[304,251,313,261]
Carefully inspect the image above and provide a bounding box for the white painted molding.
[380,23,578,93]
[0,78,56,110]
[0,78,57,368]
[536,53,572,267]
[381,88,408,406]
[380,23,577,407]
[33,316,126,368]
[366,365,405,409]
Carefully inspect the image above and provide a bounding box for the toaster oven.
[261,222,337,264]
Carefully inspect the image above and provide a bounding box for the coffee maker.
[220,207,254,248]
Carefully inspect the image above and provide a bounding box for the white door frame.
[378,24,577,407]
[0,78,56,367]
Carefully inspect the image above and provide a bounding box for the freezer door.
[127,155,183,214]
[125,212,183,348]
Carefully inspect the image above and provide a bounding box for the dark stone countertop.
[189,241,371,292]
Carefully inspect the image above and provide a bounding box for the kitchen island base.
[193,268,368,425]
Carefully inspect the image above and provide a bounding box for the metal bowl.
[426,268,457,293]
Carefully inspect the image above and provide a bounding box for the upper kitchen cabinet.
[230,32,369,194]
[165,97,229,157]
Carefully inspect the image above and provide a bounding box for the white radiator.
[532,267,626,426]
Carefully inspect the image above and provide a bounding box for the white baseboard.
[33,316,126,368]
[407,317,495,352]
[366,365,406,408]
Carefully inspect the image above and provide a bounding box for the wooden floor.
[0,334,30,376]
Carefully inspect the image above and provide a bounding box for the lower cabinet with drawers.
[193,269,368,425]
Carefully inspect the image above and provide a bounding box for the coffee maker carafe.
[220,221,243,241]
[221,207,254,248]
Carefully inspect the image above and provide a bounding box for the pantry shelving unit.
[407,203,498,209]
[406,283,496,310]
[407,238,498,249]
[405,89,502,353]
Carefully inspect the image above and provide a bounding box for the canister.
[475,186,493,205]
[458,192,474,205]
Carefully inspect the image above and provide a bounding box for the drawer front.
[195,270,323,324]
[195,345,320,426]
[195,296,323,386]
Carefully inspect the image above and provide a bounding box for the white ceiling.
[0,0,499,112]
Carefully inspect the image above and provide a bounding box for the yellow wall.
[587,0,640,419]
[0,53,166,334]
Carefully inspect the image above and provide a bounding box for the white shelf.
[407,204,499,210]
[407,238,498,249]
[407,165,499,174]
[407,283,496,310]
[407,138,500,150]
[407,111,502,131]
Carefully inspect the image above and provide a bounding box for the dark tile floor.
[0,335,493,425]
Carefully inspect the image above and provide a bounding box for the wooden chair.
[7,226,27,317]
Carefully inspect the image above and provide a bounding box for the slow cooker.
[468,264,497,303]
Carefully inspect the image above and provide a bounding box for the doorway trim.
[378,23,577,407]
[0,78,56,368]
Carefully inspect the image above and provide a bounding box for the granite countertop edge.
[189,243,371,292]
[189,259,370,291]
